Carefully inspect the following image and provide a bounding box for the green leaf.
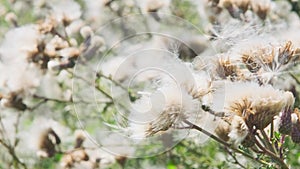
[167,163,177,169]
[54,153,63,162]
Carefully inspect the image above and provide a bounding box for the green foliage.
[34,154,62,169]
[170,0,201,26]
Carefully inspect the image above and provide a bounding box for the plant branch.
[183,119,269,166]
[289,72,300,84]
[69,71,113,100]
[0,139,27,169]
[260,129,277,155]
[254,136,288,169]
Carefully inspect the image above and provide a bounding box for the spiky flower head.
[129,85,199,138]
[212,81,294,130]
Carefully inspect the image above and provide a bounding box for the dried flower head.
[242,53,261,73]
[37,128,61,158]
[215,115,249,145]
[212,81,294,130]
[228,115,249,145]
[241,41,300,83]
[49,0,82,24]
[38,17,57,34]
[74,130,86,148]
[0,92,27,110]
[146,87,198,136]
[221,0,241,19]
[60,149,89,168]
[129,85,199,138]
[215,56,239,80]
[251,0,271,20]
[232,0,250,14]
[215,118,231,142]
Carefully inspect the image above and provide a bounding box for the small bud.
[292,108,300,124]
[59,47,80,58]
[0,92,27,111]
[147,0,164,12]
[284,92,295,108]
[71,149,89,162]
[62,17,71,27]
[5,12,18,27]
[233,0,250,13]
[215,119,231,142]
[69,38,78,46]
[115,156,127,168]
[61,154,74,168]
[291,108,300,143]
[37,128,61,158]
[92,36,105,48]
[222,0,242,19]
[251,0,270,20]
[74,130,86,148]
[242,54,261,73]
[47,60,61,71]
[80,26,93,39]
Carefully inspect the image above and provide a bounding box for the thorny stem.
[183,119,269,166]
[289,72,300,84]
[279,135,286,159]
[254,136,289,169]
[250,146,264,154]
[0,111,27,169]
[97,73,128,91]
[256,134,267,148]
[201,105,225,117]
[0,115,10,144]
[270,121,274,140]
[29,99,47,110]
[0,139,27,169]
[260,129,277,155]
[33,94,73,103]
[13,112,22,147]
[32,94,110,105]
[67,71,113,100]
[70,71,135,114]
[183,119,230,146]
[96,72,137,100]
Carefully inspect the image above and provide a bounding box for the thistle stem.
[254,136,288,169]
[270,121,274,139]
[260,130,277,155]
[279,135,286,159]
[183,120,269,166]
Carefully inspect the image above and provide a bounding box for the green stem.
[260,129,277,155]
[183,120,269,166]
[254,136,288,169]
